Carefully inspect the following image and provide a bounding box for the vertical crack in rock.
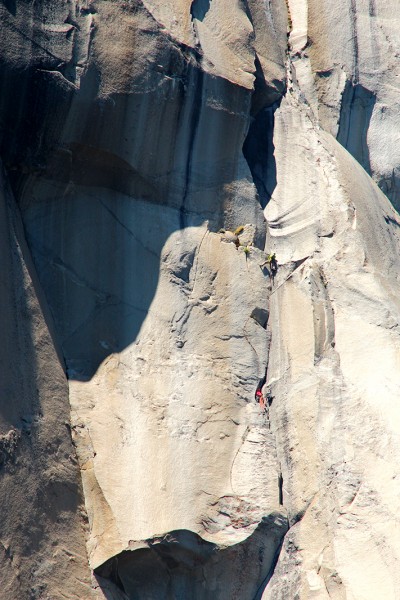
[368,0,376,17]
[349,0,359,83]
[243,102,280,210]
[180,67,204,229]
[278,474,284,507]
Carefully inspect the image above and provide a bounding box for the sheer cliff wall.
[0,1,400,599]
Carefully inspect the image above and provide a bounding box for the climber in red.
[255,388,266,411]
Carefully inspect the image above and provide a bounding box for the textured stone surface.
[0,168,93,598]
[1,0,400,598]
[261,94,400,600]
[287,0,400,210]
[69,226,283,565]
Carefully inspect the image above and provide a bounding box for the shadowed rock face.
[337,82,376,175]
[95,519,288,600]
[15,65,263,380]
[0,0,290,598]
[1,1,400,599]
[0,169,92,599]
[1,1,276,380]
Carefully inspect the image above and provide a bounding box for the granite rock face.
[0,168,93,598]
[0,0,400,599]
[287,0,400,210]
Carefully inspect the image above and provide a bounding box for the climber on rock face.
[255,388,266,411]
[266,391,274,406]
[267,253,278,277]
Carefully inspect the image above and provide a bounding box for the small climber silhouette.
[267,253,278,276]
[265,391,274,407]
[261,253,278,283]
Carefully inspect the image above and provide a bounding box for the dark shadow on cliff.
[0,47,267,380]
[337,82,376,175]
[0,166,91,596]
[95,515,288,600]
[243,100,280,210]
[337,82,400,212]
[190,0,212,21]
[384,214,400,228]
[1,0,16,16]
